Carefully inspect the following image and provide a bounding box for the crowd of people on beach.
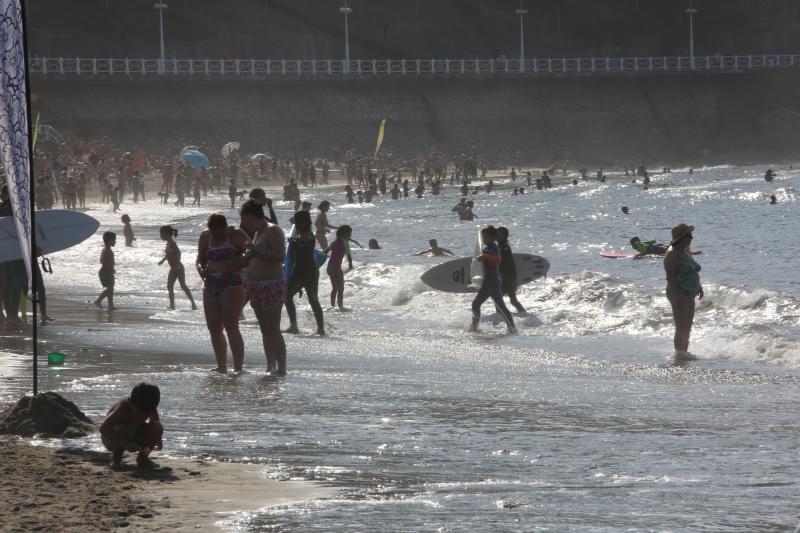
[3,136,787,357]
[3,135,792,467]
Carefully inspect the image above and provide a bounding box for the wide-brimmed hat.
[670,223,695,246]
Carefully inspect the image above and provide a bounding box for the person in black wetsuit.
[284,210,325,335]
[497,227,526,314]
[470,225,516,334]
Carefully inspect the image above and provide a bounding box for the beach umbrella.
[250,153,273,161]
[182,149,210,168]
[222,141,240,158]
[179,145,199,159]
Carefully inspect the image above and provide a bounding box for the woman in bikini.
[158,225,197,310]
[196,213,250,373]
[240,200,288,375]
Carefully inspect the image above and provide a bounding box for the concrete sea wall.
[30,70,800,164]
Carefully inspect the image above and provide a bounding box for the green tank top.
[675,256,701,297]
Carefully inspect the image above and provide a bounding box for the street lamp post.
[154,2,168,74]
[515,0,528,72]
[339,1,353,73]
[686,0,698,69]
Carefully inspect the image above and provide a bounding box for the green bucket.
[47,352,66,366]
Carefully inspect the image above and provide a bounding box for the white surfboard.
[0,210,100,262]
[421,254,550,293]
[469,228,483,287]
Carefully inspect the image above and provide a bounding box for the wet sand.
[0,436,329,532]
[0,293,331,532]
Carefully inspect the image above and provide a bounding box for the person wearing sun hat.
[663,223,703,361]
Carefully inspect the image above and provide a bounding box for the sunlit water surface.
[2,166,799,531]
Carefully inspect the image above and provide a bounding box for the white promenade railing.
[28,54,800,79]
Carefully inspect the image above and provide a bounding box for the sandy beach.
[0,435,329,532]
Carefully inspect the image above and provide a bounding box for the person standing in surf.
[664,223,703,360]
[285,210,326,335]
[158,225,197,310]
[94,231,117,310]
[497,227,526,314]
[314,200,338,250]
[324,225,354,311]
[470,226,516,334]
[240,200,288,375]
[121,214,135,247]
[196,213,250,373]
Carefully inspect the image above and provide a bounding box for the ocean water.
[2,165,800,531]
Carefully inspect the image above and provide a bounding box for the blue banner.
[0,0,33,288]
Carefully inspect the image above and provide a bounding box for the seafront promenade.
[29,53,800,80]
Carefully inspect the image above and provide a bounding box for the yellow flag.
[373,119,386,158]
[32,113,40,149]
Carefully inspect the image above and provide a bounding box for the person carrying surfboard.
[470,226,516,334]
[497,227,526,314]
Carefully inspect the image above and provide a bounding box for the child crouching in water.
[100,382,163,469]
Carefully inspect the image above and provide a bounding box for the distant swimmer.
[368,238,382,250]
[414,239,455,257]
[452,197,467,218]
[463,200,477,221]
[765,168,776,182]
[621,206,630,214]
[770,194,777,205]
[470,225,516,334]
[664,223,703,361]
[630,237,667,256]
[158,225,197,310]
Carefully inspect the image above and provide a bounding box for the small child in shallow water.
[121,214,135,247]
[100,382,163,469]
